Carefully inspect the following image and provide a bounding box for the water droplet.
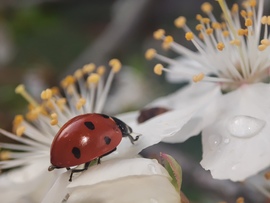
[227,115,265,138]
[208,134,222,150]
[150,198,158,203]
[148,164,158,174]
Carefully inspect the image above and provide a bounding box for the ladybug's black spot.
[101,114,110,119]
[84,121,95,130]
[72,147,81,159]
[104,136,111,145]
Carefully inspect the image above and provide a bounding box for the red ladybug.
[48,113,139,181]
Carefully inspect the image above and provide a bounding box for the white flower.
[0,59,190,202]
[144,0,270,181]
[42,158,181,203]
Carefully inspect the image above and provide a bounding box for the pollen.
[240,10,247,18]
[202,18,210,24]
[109,58,122,73]
[231,4,239,13]
[13,115,24,127]
[217,42,225,51]
[261,16,268,24]
[61,75,75,88]
[87,73,100,84]
[238,29,248,36]
[40,89,53,100]
[212,22,221,29]
[97,66,106,76]
[230,39,241,46]
[145,49,156,60]
[50,119,58,126]
[258,44,267,51]
[206,28,213,35]
[76,98,86,110]
[185,32,194,41]
[196,14,203,21]
[164,35,174,44]
[0,151,11,160]
[74,69,83,79]
[82,63,95,74]
[51,87,60,95]
[261,39,270,46]
[196,24,203,31]
[245,18,253,27]
[222,30,230,37]
[16,126,26,137]
[153,29,165,40]
[174,16,186,28]
[154,64,163,75]
[201,2,213,14]
[249,0,256,7]
[192,73,205,82]
[236,197,244,203]
[56,98,66,110]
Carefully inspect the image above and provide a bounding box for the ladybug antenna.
[48,165,55,171]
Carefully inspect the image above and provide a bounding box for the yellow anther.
[192,73,205,82]
[206,28,213,35]
[40,89,53,100]
[231,4,239,13]
[82,63,95,74]
[76,98,86,110]
[212,22,221,29]
[267,16,270,25]
[145,49,157,60]
[230,39,241,46]
[245,18,253,27]
[51,113,58,119]
[195,24,203,31]
[15,84,38,107]
[202,18,210,24]
[185,32,194,41]
[87,73,100,84]
[153,29,165,40]
[164,35,174,44]
[222,30,230,37]
[50,119,58,126]
[240,10,247,18]
[0,151,10,160]
[247,11,253,17]
[196,14,203,21]
[174,16,186,28]
[249,0,256,7]
[217,42,225,51]
[201,2,213,14]
[198,32,204,40]
[109,58,122,73]
[13,115,24,127]
[261,16,267,24]
[45,100,54,110]
[97,66,106,76]
[56,98,66,110]
[74,69,83,79]
[61,75,75,88]
[238,29,248,36]
[258,44,267,51]
[236,197,244,203]
[16,126,26,137]
[154,64,163,76]
[261,39,270,46]
[51,87,60,95]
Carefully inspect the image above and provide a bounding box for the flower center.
[146,0,270,91]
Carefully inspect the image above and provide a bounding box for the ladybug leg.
[97,148,117,164]
[69,161,91,182]
[124,133,140,144]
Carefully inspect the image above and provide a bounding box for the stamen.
[74,69,83,79]
[82,63,95,74]
[15,84,39,107]
[0,151,11,160]
[264,171,270,180]
[192,73,205,82]
[217,42,225,51]
[61,75,75,89]
[87,73,100,84]
[162,35,174,49]
[76,98,86,110]
[50,113,58,126]
[201,2,213,14]
[109,58,122,73]
[185,32,194,41]
[236,197,244,203]
[145,49,157,60]
[174,16,186,28]
[97,66,106,76]
[16,126,26,137]
[40,89,53,100]
[153,29,165,40]
[154,64,163,75]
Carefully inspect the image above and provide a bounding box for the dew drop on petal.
[208,134,222,150]
[227,115,266,138]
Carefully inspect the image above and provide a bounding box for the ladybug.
[48,113,139,181]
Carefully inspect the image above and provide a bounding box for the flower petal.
[200,83,270,181]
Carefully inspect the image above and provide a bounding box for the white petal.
[0,158,58,203]
[67,175,180,203]
[166,57,205,83]
[200,83,270,181]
